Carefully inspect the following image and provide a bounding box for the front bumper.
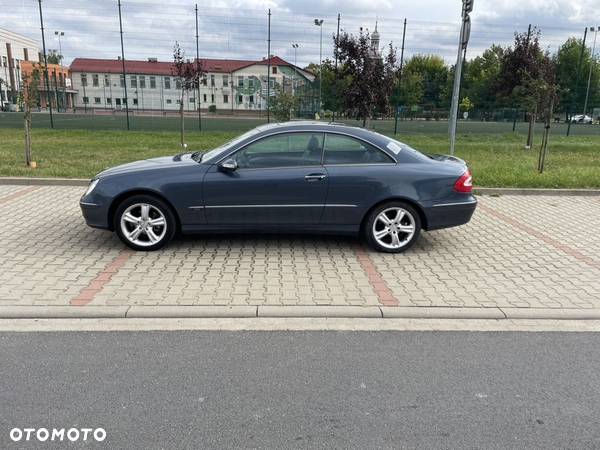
[80,200,110,229]
[423,197,477,231]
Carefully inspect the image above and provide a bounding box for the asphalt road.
[1,330,600,449]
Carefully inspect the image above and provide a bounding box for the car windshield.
[192,128,263,162]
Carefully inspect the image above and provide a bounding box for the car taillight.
[454,169,473,193]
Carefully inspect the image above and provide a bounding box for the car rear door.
[202,132,328,225]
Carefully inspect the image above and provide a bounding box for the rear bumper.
[423,198,477,231]
[80,201,110,229]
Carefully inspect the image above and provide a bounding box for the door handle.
[305,173,326,181]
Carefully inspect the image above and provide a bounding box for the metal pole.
[394,18,407,135]
[292,43,298,96]
[583,27,598,116]
[118,0,130,130]
[267,8,271,123]
[38,0,53,128]
[567,27,588,136]
[319,24,323,114]
[53,68,59,112]
[195,4,202,131]
[332,13,340,122]
[449,22,466,154]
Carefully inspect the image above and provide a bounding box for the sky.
[1,0,599,67]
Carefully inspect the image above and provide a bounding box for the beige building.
[0,28,40,109]
[69,56,315,113]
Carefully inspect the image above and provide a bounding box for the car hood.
[97,154,194,178]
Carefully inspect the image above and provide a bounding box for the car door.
[203,132,328,225]
[320,133,397,225]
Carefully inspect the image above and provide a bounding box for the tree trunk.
[24,108,32,166]
[537,98,554,173]
[180,90,185,148]
[526,106,536,149]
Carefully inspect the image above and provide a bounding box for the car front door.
[202,132,328,225]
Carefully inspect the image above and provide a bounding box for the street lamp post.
[583,26,598,117]
[54,31,64,63]
[291,43,299,95]
[314,19,324,116]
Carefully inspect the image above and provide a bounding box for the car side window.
[323,134,394,165]
[233,133,324,169]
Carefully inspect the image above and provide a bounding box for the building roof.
[70,56,304,75]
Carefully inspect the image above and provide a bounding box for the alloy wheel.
[372,207,416,250]
[119,203,167,247]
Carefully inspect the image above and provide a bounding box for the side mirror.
[219,158,238,172]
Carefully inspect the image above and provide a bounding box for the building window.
[210,75,215,86]
[94,97,101,104]
[189,97,195,103]
[83,96,89,104]
[116,98,121,106]
[150,76,156,89]
[203,94,207,102]
[176,99,181,104]
[23,48,29,61]
[166,99,172,104]
[1,56,7,67]
[238,76,243,87]
[249,95,254,104]
[175,78,182,90]
[130,75,137,88]
[223,94,228,104]
[211,94,215,103]
[238,95,243,103]
[164,77,171,89]
[80,74,87,87]
[139,76,146,89]
[92,74,99,87]
[120,75,125,87]
[106,97,112,104]
[201,76,207,86]
[122,98,127,105]
[272,66,277,74]
[104,74,110,87]
[133,98,138,105]
[222,75,228,87]
[248,78,254,89]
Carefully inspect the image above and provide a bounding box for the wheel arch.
[107,189,181,232]
[360,197,429,234]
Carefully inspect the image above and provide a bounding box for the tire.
[114,194,176,251]
[364,201,421,253]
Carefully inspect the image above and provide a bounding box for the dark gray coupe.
[80,122,476,253]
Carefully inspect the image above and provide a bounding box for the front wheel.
[114,195,176,251]
[364,201,421,253]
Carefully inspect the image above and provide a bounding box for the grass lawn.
[0,126,598,188]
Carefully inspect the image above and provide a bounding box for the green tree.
[462,45,504,114]
[402,55,449,109]
[47,49,62,65]
[334,31,397,125]
[21,64,42,166]
[269,91,300,121]
[554,37,600,115]
[172,42,203,147]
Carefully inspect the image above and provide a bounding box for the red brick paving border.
[70,249,133,306]
[355,245,399,306]
[0,186,40,205]
[478,202,600,272]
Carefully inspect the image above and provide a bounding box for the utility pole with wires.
[37,0,53,128]
[332,13,340,122]
[195,3,202,131]
[394,18,407,135]
[448,0,473,155]
[267,8,271,123]
[567,27,588,137]
[118,0,130,130]
[583,26,598,117]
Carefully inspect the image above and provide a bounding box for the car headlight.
[84,178,99,197]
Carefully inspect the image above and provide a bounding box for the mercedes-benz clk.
[80,122,476,253]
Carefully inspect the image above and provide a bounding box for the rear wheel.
[365,201,421,253]
[114,195,176,251]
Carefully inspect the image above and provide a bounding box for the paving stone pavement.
[0,184,598,309]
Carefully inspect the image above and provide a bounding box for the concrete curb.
[0,177,89,186]
[474,187,600,197]
[2,305,600,320]
[2,177,600,196]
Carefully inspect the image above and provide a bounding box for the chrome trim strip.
[431,200,477,207]
[188,206,205,210]
[79,201,98,207]
[203,204,357,209]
